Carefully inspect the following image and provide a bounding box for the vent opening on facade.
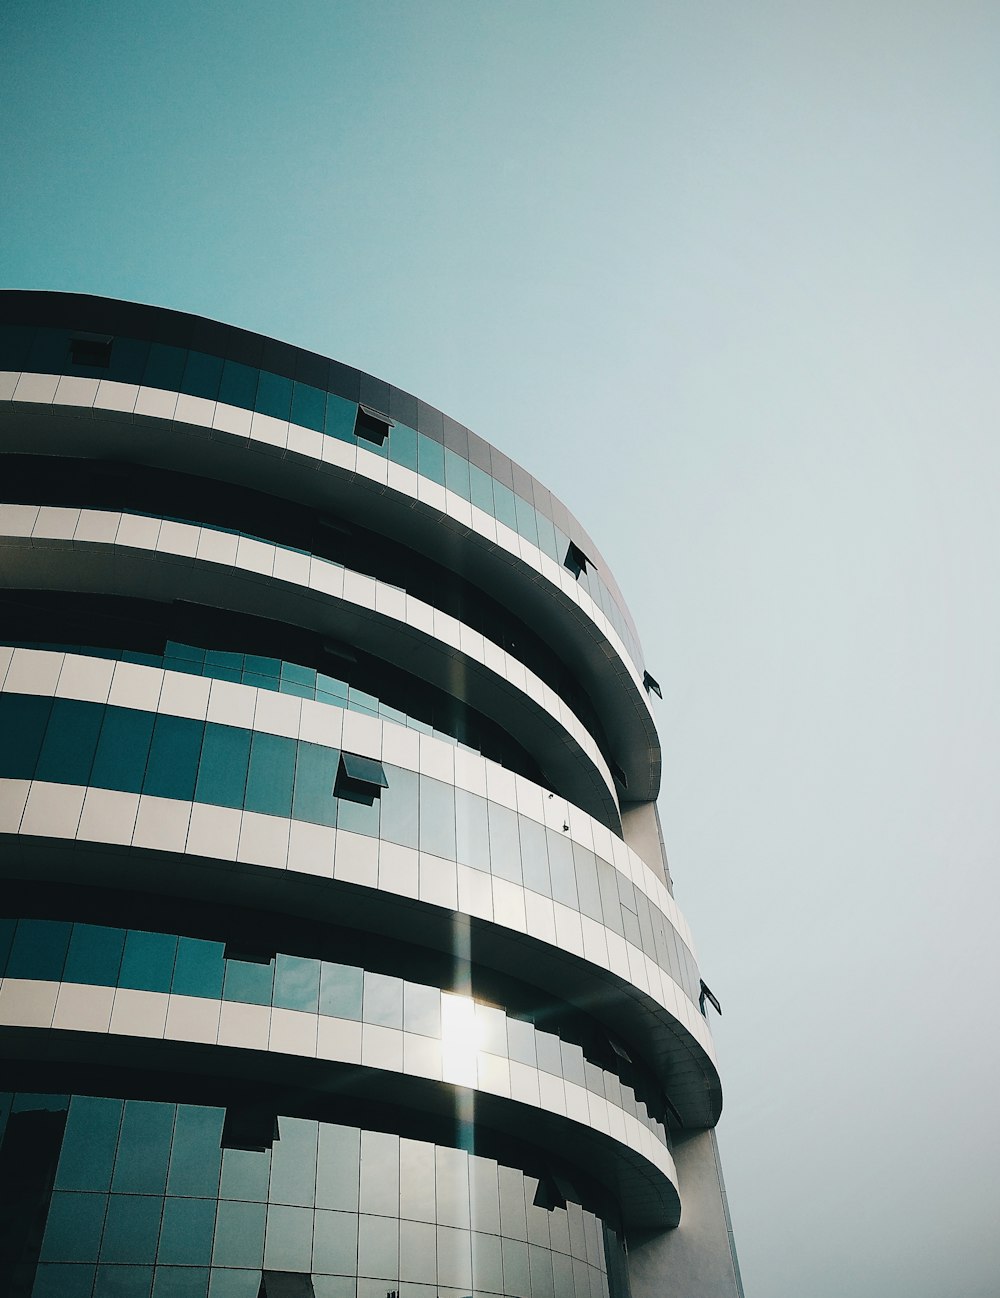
[564,540,590,580]
[69,334,113,368]
[610,760,628,790]
[642,670,662,699]
[335,751,389,804]
[223,941,276,965]
[221,1109,280,1153]
[354,404,394,446]
[699,979,723,1017]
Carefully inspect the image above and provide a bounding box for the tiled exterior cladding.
[0,293,742,1298]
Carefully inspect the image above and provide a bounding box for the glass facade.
[0,1091,621,1298]
[0,920,669,1149]
[0,693,699,1001]
[0,322,642,670]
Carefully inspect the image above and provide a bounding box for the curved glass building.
[0,292,742,1298]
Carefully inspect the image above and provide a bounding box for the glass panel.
[60,919,126,985]
[219,1146,271,1203]
[399,1219,437,1283]
[416,435,445,486]
[492,482,518,532]
[157,1196,217,1264]
[167,1104,224,1198]
[91,708,155,793]
[40,1191,108,1261]
[5,918,71,979]
[455,790,490,869]
[152,1266,210,1298]
[387,422,418,471]
[222,957,273,1006]
[100,1193,164,1262]
[313,1208,359,1275]
[291,381,326,432]
[315,1125,360,1212]
[468,465,495,516]
[244,732,296,817]
[143,344,187,392]
[111,1101,174,1194]
[268,1117,318,1207]
[325,394,357,443]
[180,352,222,402]
[291,742,340,827]
[56,1097,122,1191]
[255,371,292,421]
[172,937,225,999]
[518,817,550,896]
[418,777,455,859]
[32,1263,97,1298]
[273,954,320,1013]
[219,360,259,409]
[399,1139,435,1224]
[487,803,521,883]
[378,764,418,848]
[435,1146,470,1229]
[402,982,441,1038]
[195,725,251,808]
[357,1213,398,1278]
[513,495,539,548]
[144,715,205,801]
[263,1202,314,1270]
[359,1130,399,1216]
[0,693,52,778]
[546,832,577,908]
[35,698,104,785]
[444,449,471,501]
[212,1199,266,1268]
[118,931,177,993]
[363,972,403,1029]
[319,963,363,1021]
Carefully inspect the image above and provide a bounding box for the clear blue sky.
[4,3,1000,1294]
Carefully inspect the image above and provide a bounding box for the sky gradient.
[4,4,1000,1294]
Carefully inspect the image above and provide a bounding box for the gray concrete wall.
[627,1130,743,1298]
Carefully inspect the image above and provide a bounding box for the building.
[0,291,742,1298]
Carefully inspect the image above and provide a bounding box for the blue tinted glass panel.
[326,394,356,443]
[222,958,273,1006]
[419,777,455,859]
[218,360,258,409]
[56,1097,122,1192]
[535,511,559,561]
[93,1263,154,1297]
[388,422,418,471]
[40,1191,108,1261]
[0,693,52,778]
[142,344,187,391]
[35,698,103,785]
[172,937,225,999]
[167,1104,224,1198]
[180,352,223,401]
[144,715,205,801]
[417,434,445,486]
[32,1263,97,1298]
[63,924,126,986]
[152,1267,210,1298]
[91,708,155,793]
[469,465,495,515]
[291,381,326,432]
[212,1199,266,1268]
[319,963,362,1020]
[379,764,418,849]
[513,494,539,547]
[492,482,518,531]
[118,931,177,993]
[244,732,296,817]
[157,1196,217,1265]
[100,1193,163,1262]
[6,918,71,980]
[444,449,471,501]
[195,725,251,808]
[273,954,320,1013]
[255,370,292,421]
[291,742,339,827]
[111,1101,174,1194]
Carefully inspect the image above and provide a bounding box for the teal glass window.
[31,1263,96,1298]
[91,708,155,793]
[315,1126,360,1212]
[152,1267,209,1298]
[118,930,177,993]
[212,1199,267,1268]
[0,692,52,778]
[218,359,258,409]
[267,1117,317,1208]
[319,963,362,1020]
[469,464,495,515]
[172,936,225,999]
[35,698,103,786]
[195,724,251,808]
[6,918,71,980]
[166,1104,223,1198]
[111,1101,174,1195]
[362,972,403,1029]
[40,1191,108,1261]
[444,448,471,501]
[492,481,518,532]
[204,650,243,683]
[180,352,223,402]
[245,732,296,817]
[387,422,418,471]
[100,1194,164,1263]
[156,1196,218,1265]
[291,742,339,827]
[416,434,445,486]
[513,494,539,548]
[63,924,126,986]
[313,1208,359,1275]
[144,715,205,801]
[291,381,326,432]
[218,1144,271,1203]
[56,1097,123,1192]
[256,370,292,421]
[263,1203,314,1271]
[325,394,356,444]
[223,956,274,1006]
[273,954,320,1013]
[376,764,418,848]
[402,982,440,1038]
[142,343,186,392]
